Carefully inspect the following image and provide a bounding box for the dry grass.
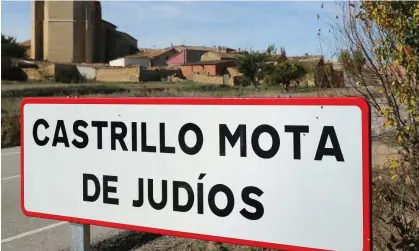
[0,81,321,149]
[134,236,274,251]
[1,81,326,114]
[0,81,385,150]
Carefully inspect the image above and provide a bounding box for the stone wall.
[140,68,180,82]
[14,61,183,83]
[22,68,42,80]
[96,66,140,82]
[181,61,236,77]
[185,73,234,86]
[22,62,55,80]
[181,65,215,76]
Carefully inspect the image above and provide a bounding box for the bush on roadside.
[1,66,28,81]
[2,34,26,59]
[235,76,253,87]
[265,62,306,91]
[323,2,419,249]
[1,113,20,148]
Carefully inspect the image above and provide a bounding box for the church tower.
[30,0,98,63]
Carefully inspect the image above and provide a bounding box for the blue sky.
[1,1,341,59]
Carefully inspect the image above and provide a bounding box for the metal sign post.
[71,223,90,251]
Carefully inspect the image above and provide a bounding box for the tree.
[267,61,306,91]
[321,2,418,250]
[338,49,366,73]
[280,47,287,58]
[236,45,276,86]
[1,34,26,59]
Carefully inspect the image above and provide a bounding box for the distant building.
[109,48,178,67]
[167,49,209,66]
[200,51,238,62]
[166,45,237,54]
[284,55,345,87]
[19,40,31,58]
[30,0,138,63]
[180,60,236,77]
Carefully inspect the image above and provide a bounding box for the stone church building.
[30,0,138,63]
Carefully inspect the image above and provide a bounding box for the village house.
[200,51,238,61]
[180,60,236,77]
[19,40,31,58]
[285,55,344,87]
[109,48,178,67]
[166,45,237,54]
[167,49,209,66]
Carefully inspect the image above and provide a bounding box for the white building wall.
[76,66,96,80]
[109,58,151,67]
[109,58,126,67]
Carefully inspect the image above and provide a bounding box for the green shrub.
[235,76,253,87]
[1,66,28,81]
[54,68,86,83]
[1,113,20,148]
[2,34,26,59]
[266,62,306,91]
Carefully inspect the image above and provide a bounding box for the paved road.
[1,147,128,251]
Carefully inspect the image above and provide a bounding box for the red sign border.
[20,97,371,251]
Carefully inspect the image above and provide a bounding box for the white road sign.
[21,97,371,251]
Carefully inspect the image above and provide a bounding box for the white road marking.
[1,152,20,156]
[1,175,20,181]
[1,222,68,244]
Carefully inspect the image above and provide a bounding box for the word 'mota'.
[32,119,345,161]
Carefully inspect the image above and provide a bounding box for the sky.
[1,1,342,59]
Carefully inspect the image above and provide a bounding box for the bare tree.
[319,1,419,250]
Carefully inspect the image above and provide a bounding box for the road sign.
[21,97,371,251]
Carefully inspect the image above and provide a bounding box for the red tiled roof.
[19,39,31,47]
